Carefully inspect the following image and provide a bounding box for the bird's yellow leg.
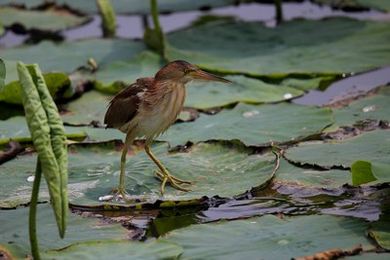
[117,142,128,197]
[144,145,191,194]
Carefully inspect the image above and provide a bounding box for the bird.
[104,60,230,197]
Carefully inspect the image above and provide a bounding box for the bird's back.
[104,77,153,130]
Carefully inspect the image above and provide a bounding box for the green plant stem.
[151,0,162,35]
[29,159,42,260]
[274,0,283,24]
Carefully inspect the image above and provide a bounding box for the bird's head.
[155,60,231,84]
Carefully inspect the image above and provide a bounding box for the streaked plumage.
[104,60,230,196]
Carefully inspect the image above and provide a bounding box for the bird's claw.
[155,170,192,194]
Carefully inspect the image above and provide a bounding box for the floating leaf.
[94,51,163,94]
[0,60,71,105]
[160,103,333,147]
[1,39,146,73]
[0,116,121,147]
[186,75,303,109]
[369,220,390,250]
[351,160,390,185]
[0,142,277,207]
[61,90,111,125]
[284,130,390,168]
[284,130,390,186]
[0,204,128,256]
[0,6,90,32]
[161,215,374,259]
[276,158,350,188]
[333,86,390,127]
[166,18,390,78]
[42,240,182,259]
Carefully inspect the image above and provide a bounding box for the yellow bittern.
[104,60,230,197]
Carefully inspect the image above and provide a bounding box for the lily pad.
[0,204,128,255]
[0,141,276,207]
[276,158,351,188]
[166,18,390,78]
[333,86,390,127]
[369,220,390,250]
[285,130,390,186]
[0,6,90,32]
[42,240,182,260]
[186,75,303,109]
[161,214,374,259]
[0,116,121,147]
[61,90,111,125]
[1,39,146,74]
[94,51,163,94]
[160,102,333,147]
[284,130,390,168]
[0,61,71,105]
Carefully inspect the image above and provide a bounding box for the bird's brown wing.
[104,77,153,129]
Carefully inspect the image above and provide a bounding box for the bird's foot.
[98,187,134,203]
[155,170,192,194]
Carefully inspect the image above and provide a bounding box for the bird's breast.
[137,82,186,141]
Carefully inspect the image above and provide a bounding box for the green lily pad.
[160,102,333,147]
[276,158,351,188]
[186,75,303,109]
[1,39,146,74]
[94,51,163,94]
[0,61,71,105]
[166,18,390,78]
[284,130,390,186]
[0,6,90,32]
[161,214,374,259]
[0,116,121,148]
[280,75,338,91]
[369,220,390,250]
[333,86,390,127]
[0,204,128,256]
[61,90,111,125]
[42,240,182,260]
[0,141,276,207]
[284,130,390,168]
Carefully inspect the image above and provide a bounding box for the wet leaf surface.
[167,18,390,77]
[186,75,303,109]
[42,239,183,259]
[0,204,128,255]
[332,85,390,127]
[0,142,276,207]
[284,130,390,169]
[1,39,146,74]
[160,102,333,147]
[160,214,375,259]
[1,60,71,105]
[0,5,90,32]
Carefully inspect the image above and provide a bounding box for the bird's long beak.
[191,69,231,83]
